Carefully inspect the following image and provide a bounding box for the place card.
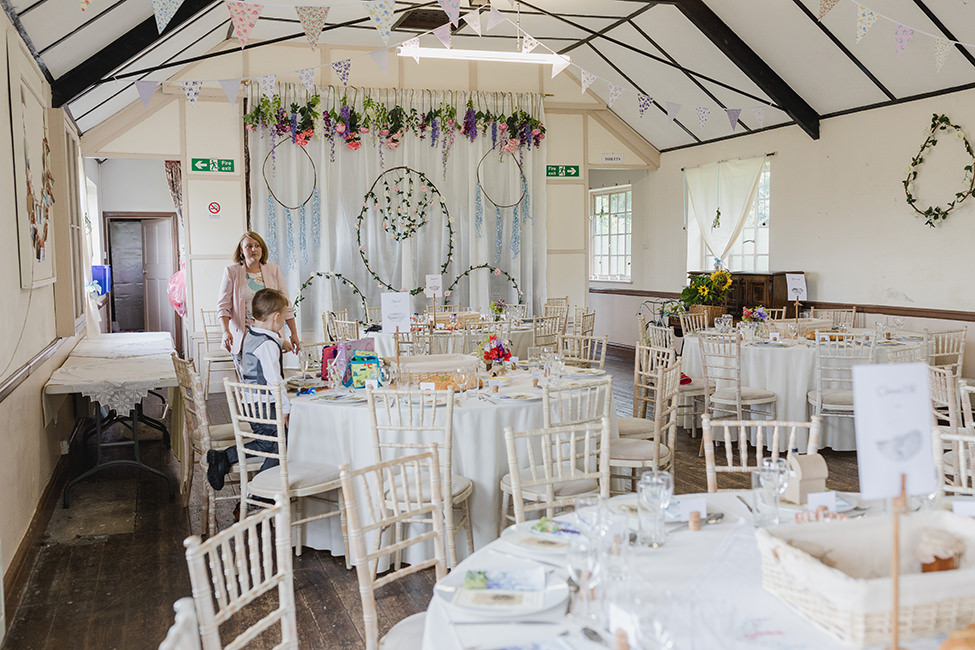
[806,491,837,512]
[381,292,411,334]
[853,362,936,500]
[679,495,707,522]
[488,378,504,391]
[419,382,436,391]
[953,501,975,517]
[769,331,780,342]
[364,379,379,390]
[462,568,546,592]
[510,356,519,369]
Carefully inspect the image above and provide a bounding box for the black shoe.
[206,450,230,491]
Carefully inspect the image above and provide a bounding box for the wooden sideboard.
[689,271,805,319]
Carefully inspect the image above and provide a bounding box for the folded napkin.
[680,373,692,385]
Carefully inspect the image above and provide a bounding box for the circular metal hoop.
[476,147,527,209]
[262,137,317,210]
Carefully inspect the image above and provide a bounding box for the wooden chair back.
[811,307,856,329]
[542,376,613,428]
[172,354,209,504]
[887,343,923,363]
[503,417,611,524]
[184,495,296,650]
[158,597,201,650]
[533,315,562,351]
[679,311,708,335]
[557,334,608,369]
[632,344,677,419]
[340,449,446,650]
[809,332,874,417]
[930,365,962,434]
[545,296,568,307]
[200,309,226,352]
[505,303,529,321]
[322,309,350,341]
[765,307,786,320]
[698,331,744,414]
[637,361,682,470]
[579,311,596,336]
[332,318,360,342]
[366,305,382,324]
[544,303,569,334]
[933,426,975,498]
[925,328,966,379]
[646,324,675,350]
[702,416,821,493]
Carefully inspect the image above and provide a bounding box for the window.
[723,160,770,273]
[589,185,632,282]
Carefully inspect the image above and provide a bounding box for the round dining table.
[365,324,537,359]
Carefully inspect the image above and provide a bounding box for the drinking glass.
[893,316,905,332]
[875,320,888,341]
[566,534,602,623]
[455,367,471,397]
[575,494,605,536]
[637,470,673,547]
[751,457,788,527]
[527,346,545,364]
[714,317,724,332]
[786,323,798,340]
[326,359,343,391]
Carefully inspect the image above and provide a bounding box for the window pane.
[626,191,632,212]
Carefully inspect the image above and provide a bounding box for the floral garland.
[243,93,546,157]
[362,167,433,241]
[903,113,975,227]
[356,167,454,296]
[294,271,369,315]
[445,264,523,300]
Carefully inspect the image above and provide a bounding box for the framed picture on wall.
[9,35,56,289]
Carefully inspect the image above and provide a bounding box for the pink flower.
[359,127,369,133]
[245,124,255,131]
[386,140,400,150]
[380,129,389,136]
[493,268,501,276]
[420,186,428,192]
[346,140,361,151]
[362,201,368,207]
[359,245,365,251]
[531,128,541,136]
[444,290,451,297]
[498,123,508,131]
[538,133,545,140]
[334,122,347,134]
[509,138,520,146]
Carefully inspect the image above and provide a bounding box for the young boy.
[207,288,291,491]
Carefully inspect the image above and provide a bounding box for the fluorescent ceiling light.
[397,46,569,68]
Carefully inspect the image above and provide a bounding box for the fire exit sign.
[546,165,580,177]
[191,158,235,172]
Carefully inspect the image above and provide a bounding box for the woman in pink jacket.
[217,231,300,357]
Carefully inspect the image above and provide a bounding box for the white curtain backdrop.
[685,156,765,267]
[247,83,547,337]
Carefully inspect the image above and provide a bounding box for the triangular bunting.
[295,6,329,50]
[580,70,596,93]
[666,101,682,120]
[608,83,623,108]
[219,78,241,104]
[725,108,742,131]
[135,80,160,108]
[696,106,711,128]
[152,0,183,33]
[637,94,652,117]
[818,0,840,20]
[297,68,316,94]
[935,38,951,72]
[258,73,276,99]
[522,33,538,54]
[752,106,767,127]
[856,6,879,43]
[486,5,504,31]
[402,36,420,63]
[369,48,389,74]
[438,0,460,27]
[894,24,914,55]
[363,0,394,44]
[462,10,481,36]
[80,0,90,10]
[181,80,202,104]
[332,59,351,86]
[551,55,571,78]
[226,1,264,48]
[433,23,452,49]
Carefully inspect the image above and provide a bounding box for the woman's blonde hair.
[233,231,269,265]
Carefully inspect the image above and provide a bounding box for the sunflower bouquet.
[680,269,733,307]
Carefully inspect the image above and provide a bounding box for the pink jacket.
[216,263,294,355]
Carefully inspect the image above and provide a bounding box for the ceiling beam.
[559,3,653,55]
[674,0,820,139]
[52,0,220,108]
[911,0,975,70]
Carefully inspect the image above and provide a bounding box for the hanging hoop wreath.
[445,263,522,299]
[904,113,975,227]
[355,166,455,295]
[294,271,369,315]
[476,148,527,209]
[361,166,434,241]
[263,137,318,209]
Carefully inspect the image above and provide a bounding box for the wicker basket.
[689,303,726,327]
[755,511,975,647]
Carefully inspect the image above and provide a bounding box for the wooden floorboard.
[2,352,859,649]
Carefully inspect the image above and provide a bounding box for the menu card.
[785,273,807,301]
[381,292,411,334]
[424,274,443,298]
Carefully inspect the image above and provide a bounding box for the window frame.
[589,184,633,283]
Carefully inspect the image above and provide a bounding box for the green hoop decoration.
[904,113,975,227]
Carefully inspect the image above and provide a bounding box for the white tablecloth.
[365,326,535,359]
[69,332,175,358]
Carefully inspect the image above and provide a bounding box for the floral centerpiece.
[741,306,769,322]
[680,269,733,325]
[490,299,507,319]
[477,334,511,371]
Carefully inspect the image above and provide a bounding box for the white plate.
[434,561,569,617]
[565,368,606,376]
[499,525,569,554]
[607,495,682,522]
[779,493,858,513]
[492,392,542,402]
[315,392,367,404]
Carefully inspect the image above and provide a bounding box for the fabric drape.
[164,160,185,263]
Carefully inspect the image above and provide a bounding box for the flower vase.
[484,360,493,374]
[690,304,726,327]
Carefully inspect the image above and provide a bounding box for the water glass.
[751,458,788,527]
[713,317,724,332]
[893,316,905,332]
[527,346,545,364]
[637,470,673,547]
[786,323,798,340]
[566,534,602,623]
[575,494,605,536]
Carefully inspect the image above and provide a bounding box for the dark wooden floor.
[2,351,859,649]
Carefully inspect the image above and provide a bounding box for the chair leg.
[295,497,305,557]
[339,492,351,570]
[445,502,458,569]
[204,359,212,397]
[394,521,404,571]
[463,500,474,558]
[181,448,195,509]
[498,490,512,537]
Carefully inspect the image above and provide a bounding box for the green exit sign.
[191,158,235,173]
[546,165,580,178]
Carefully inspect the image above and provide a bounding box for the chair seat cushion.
[678,377,713,394]
[609,439,673,465]
[193,423,236,451]
[204,350,234,362]
[380,612,426,650]
[618,416,655,438]
[806,389,854,408]
[387,473,473,503]
[500,470,598,500]
[712,386,777,404]
[250,461,341,496]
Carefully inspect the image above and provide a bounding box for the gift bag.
[348,352,381,389]
[322,338,376,386]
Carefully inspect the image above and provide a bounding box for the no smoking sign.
[208,201,221,219]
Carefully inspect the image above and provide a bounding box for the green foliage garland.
[903,113,975,227]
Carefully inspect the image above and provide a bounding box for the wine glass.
[575,494,604,536]
[892,317,905,332]
[566,534,602,623]
[455,367,470,397]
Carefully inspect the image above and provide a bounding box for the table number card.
[853,362,936,500]
[424,274,442,299]
[381,292,411,334]
[806,491,837,512]
[769,331,780,342]
[679,495,707,522]
[785,274,807,302]
[419,382,436,391]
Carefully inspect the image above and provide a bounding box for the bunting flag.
[181,80,203,104]
[637,94,652,117]
[893,24,914,55]
[369,47,389,74]
[80,0,90,10]
[227,1,263,48]
[818,0,840,20]
[726,108,742,131]
[438,0,460,27]
[486,5,504,31]
[856,6,879,43]
[295,6,329,50]
[332,58,351,85]
[462,10,482,36]
[258,73,276,98]
[666,101,682,120]
[935,38,951,72]
[363,0,394,44]
[752,105,767,127]
[696,106,711,128]
[135,80,160,108]
[152,0,183,33]
[219,78,241,104]
[297,68,316,94]
[521,33,538,54]
[433,23,452,49]
[580,70,597,93]
[607,83,623,107]
[551,54,571,78]
[402,36,420,62]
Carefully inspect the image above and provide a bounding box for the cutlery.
[736,495,755,514]
[486,547,566,569]
[582,626,609,647]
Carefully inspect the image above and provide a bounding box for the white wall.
[97,158,174,214]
